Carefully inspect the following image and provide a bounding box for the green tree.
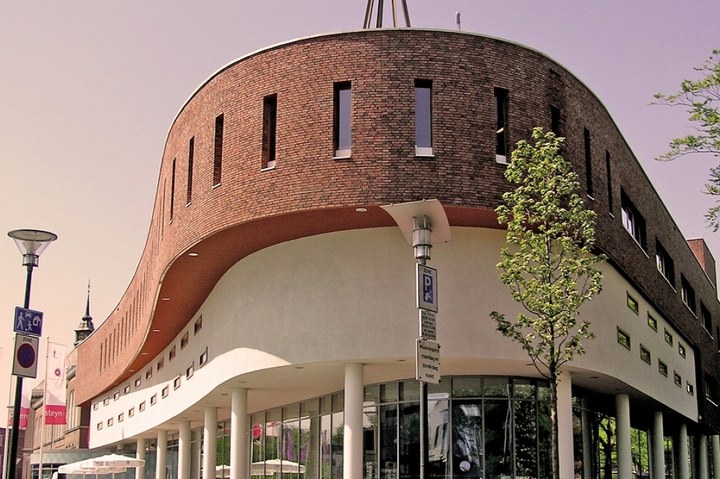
[490,127,604,479]
[652,49,720,228]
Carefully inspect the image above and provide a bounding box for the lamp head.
[8,229,58,268]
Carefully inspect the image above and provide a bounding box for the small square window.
[617,328,631,350]
[93,403,99,411]
[129,407,135,417]
[146,369,152,380]
[194,315,203,335]
[150,394,157,406]
[114,392,120,400]
[678,343,686,358]
[118,413,124,423]
[174,376,182,390]
[626,293,639,314]
[97,422,103,431]
[181,332,189,349]
[687,382,695,396]
[135,378,141,387]
[139,401,146,412]
[162,386,169,398]
[664,329,674,346]
[674,372,682,387]
[186,362,194,379]
[199,347,208,367]
[658,360,668,377]
[647,314,658,331]
[640,345,651,365]
[124,385,130,394]
[107,418,113,427]
[169,346,176,361]
[103,398,110,406]
[157,358,164,371]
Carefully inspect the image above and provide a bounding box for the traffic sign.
[13,307,43,336]
[12,333,39,378]
[416,264,438,312]
[416,338,440,384]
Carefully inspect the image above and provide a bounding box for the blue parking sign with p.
[417,264,438,312]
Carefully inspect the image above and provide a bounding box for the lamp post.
[6,229,57,479]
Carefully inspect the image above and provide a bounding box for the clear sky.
[0,0,718,413]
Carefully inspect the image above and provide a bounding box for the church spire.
[74,280,95,346]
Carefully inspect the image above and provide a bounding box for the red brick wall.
[76,29,720,431]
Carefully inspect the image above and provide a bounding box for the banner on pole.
[7,390,30,430]
[44,342,67,425]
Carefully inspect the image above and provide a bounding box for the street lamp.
[6,229,57,479]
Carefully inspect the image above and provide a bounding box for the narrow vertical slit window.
[550,106,562,136]
[186,137,194,205]
[170,159,176,222]
[494,88,509,163]
[415,79,433,156]
[584,128,593,197]
[334,82,352,158]
[262,94,277,169]
[213,114,224,186]
[606,151,613,214]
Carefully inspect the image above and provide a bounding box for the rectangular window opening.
[655,239,675,287]
[681,275,696,314]
[213,114,224,186]
[584,128,593,197]
[334,82,352,158]
[494,87,509,163]
[170,159,176,222]
[701,303,712,333]
[621,190,647,250]
[606,151,613,214]
[550,105,562,137]
[617,327,631,350]
[262,94,277,169]
[647,313,658,331]
[658,360,668,377]
[626,293,639,315]
[186,137,194,205]
[640,345,651,365]
[415,79,433,157]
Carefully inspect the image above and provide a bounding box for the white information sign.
[416,338,440,384]
[419,310,436,340]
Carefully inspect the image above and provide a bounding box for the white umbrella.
[82,454,145,469]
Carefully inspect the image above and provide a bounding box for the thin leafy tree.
[652,49,720,228]
[490,127,604,479]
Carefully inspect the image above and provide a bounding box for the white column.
[679,424,690,479]
[581,399,593,479]
[231,389,248,479]
[556,372,574,479]
[204,407,218,479]
[712,436,720,479]
[652,411,665,479]
[699,434,709,479]
[157,430,168,479]
[343,363,363,479]
[179,421,192,479]
[615,394,632,479]
[136,437,147,479]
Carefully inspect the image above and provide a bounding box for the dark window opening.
[262,94,277,169]
[415,79,433,156]
[170,159,176,222]
[213,114,224,186]
[334,82,351,157]
[584,128,593,197]
[701,303,712,333]
[186,137,194,205]
[655,239,675,286]
[681,275,696,314]
[605,151,613,214]
[494,87,509,162]
[550,106,562,136]
[621,190,646,250]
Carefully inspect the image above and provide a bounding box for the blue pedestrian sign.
[14,307,43,337]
